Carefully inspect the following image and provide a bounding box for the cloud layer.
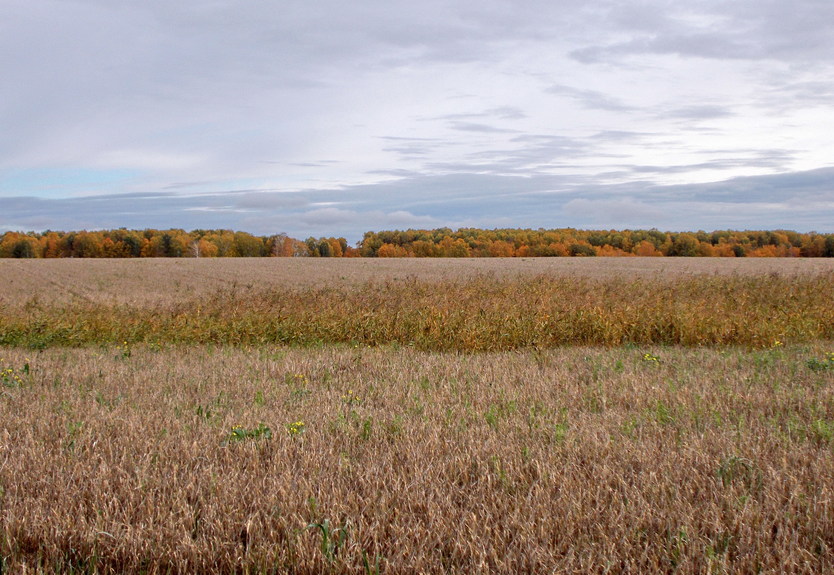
[3,0,834,241]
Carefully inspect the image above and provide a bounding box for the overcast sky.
[2,0,834,242]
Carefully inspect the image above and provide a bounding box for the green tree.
[569,243,596,257]
[824,236,834,257]
[318,239,333,257]
[233,232,265,257]
[12,239,35,258]
[669,233,699,257]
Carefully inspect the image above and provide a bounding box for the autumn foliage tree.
[356,228,834,258]
[2,227,834,258]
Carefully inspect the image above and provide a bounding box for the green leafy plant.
[342,388,362,422]
[360,417,373,440]
[286,372,309,387]
[114,341,131,360]
[195,393,226,421]
[653,400,675,426]
[362,550,382,575]
[717,455,762,493]
[342,388,361,407]
[806,352,834,372]
[306,518,348,563]
[484,399,518,429]
[553,421,569,443]
[64,420,84,452]
[484,405,500,429]
[384,415,404,439]
[195,404,214,420]
[706,531,733,562]
[286,373,311,404]
[809,419,834,444]
[665,528,688,569]
[226,423,272,442]
[0,358,28,388]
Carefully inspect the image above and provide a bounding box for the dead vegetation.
[1,345,833,573]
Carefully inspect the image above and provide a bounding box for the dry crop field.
[1,256,833,305]
[1,258,834,573]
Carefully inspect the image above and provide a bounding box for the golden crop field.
[1,258,833,573]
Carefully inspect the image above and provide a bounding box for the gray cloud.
[424,106,528,123]
[4,168,834,242]
[571,1,834,64]
[447,121,520,134]
[562,197,667,227]
[620,149,796,177]
[661,105,736,120]
[379,136,444,160]
[546,84,635,112]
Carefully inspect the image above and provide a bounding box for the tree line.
[359,228,834,257]
[0,229,356,259]
[2,227,834,258]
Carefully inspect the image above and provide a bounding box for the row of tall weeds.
[2,272,833,350]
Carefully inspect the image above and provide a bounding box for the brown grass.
[2,257,833,306]
[1,344,833,573]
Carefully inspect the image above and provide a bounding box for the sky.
[2,0,834,243]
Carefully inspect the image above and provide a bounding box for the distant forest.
[2,227,834,258]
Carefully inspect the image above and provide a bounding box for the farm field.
[1,258,833,573]
[2,256,834,306]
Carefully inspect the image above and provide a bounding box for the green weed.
[806,352,834,372]
[653,400,675,426]
[306,518,348,563]
[809,419,834,444]
[0,358,29,387]
[226,423,272,443]
[553,421,569,443]
[717,455,762,494]
[362,550,382,575]
[114,341,131,360]
[485,399,517,429]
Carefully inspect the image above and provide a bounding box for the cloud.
[546,84,635,112]
[562,197,666,226]
[570,1,834,64]
[661,105,735,120]
[447,121,519,134]
[379,136,442,159]
[620,150,796,178]
[4,168,834,241]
